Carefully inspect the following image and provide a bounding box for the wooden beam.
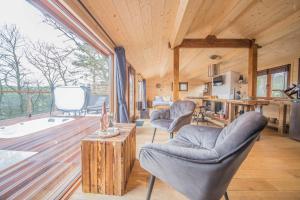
[248,40,258,98]
[179,35,252,48]
[173,47,179,101]
[169,0,203,48]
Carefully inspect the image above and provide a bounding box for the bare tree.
[43,16,110,85]
[24,79,43,114]
[72,44,109,85]
[50,46,75,86]
[0,76,4,116]
[25,41,61,94]
[0,24,27,113]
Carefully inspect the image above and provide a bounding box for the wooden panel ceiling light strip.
[29,0,113,56]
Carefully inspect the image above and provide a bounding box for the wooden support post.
[173,47,179,101]
[278,104,287,135]
[228,103,235,122]
[248,40,258,98]
[298,58,300,84]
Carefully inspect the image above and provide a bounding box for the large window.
[0,0,111,121]
[256,65,290,98]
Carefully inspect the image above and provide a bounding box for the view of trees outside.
[271,72,288,98]
[0,1,110,120]
[257,75,267,97]
[256,72,288,98]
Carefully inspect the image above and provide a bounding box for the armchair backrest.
[170,100,196,120]
[201,112,267,200]
[214,111,267,158]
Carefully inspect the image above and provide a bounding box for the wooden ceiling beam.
[169,0,203,48]
[179,35,253,48]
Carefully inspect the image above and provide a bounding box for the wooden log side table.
[81,123,136,196]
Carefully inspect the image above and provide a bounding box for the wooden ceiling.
[61,0,300,81]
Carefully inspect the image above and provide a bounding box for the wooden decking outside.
[0,116,100,200]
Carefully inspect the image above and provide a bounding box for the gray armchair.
[150,100,195,142]
[140,111,267,200]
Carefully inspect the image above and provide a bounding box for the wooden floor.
[1,117,300,200]
[71,121,300,200]
[0,116,100,200]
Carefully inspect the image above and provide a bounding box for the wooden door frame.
[127,66,136,122]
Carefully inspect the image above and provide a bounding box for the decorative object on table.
[95,127,120,138]
[100,102,109,131]
[235,91,241,100]
[238,75,247,84]
[179,82,188,91]
[97,109,120,138]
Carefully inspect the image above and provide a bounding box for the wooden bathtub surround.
[81,123,136,196]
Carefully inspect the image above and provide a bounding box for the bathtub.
[0,117,74,139]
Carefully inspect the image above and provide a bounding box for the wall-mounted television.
[213,75,223,86]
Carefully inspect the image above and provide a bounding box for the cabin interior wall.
[144,55,298,124]
[146,74,204,103]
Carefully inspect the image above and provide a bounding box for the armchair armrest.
[150,109,170,122]
[168,112,193,132]
[140,143,219,164]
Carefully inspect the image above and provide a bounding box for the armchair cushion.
[175,125,222,149]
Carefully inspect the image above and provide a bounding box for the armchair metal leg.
[146,175,156,200]
[224,191,229,200]
[151,128,157,143]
